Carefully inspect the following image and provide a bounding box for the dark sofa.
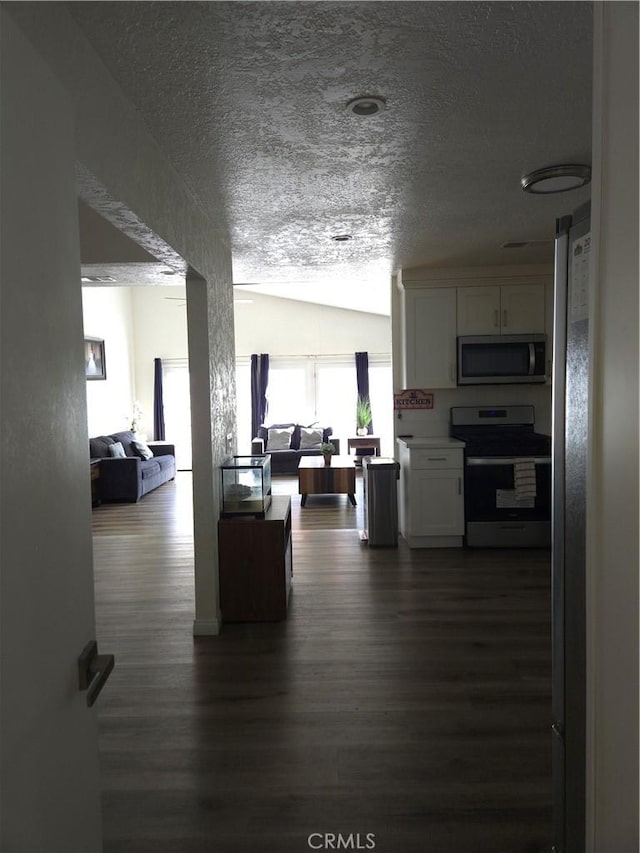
[251,423,340,475]
[89,430,176,502]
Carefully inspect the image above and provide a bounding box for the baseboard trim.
[193,617,221,636]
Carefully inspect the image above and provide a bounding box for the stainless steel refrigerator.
[551,200,591,853]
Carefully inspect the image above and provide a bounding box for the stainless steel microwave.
[457,334,547,384]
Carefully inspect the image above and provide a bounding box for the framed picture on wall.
[84,337,106,380]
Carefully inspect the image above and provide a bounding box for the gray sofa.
[89,430,176,502]
[251,423,339,475]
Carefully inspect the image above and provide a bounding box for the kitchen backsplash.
[394,384,552,438]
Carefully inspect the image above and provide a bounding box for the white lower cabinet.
[398,439,465,548]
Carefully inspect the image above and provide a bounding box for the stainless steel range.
[450,405,551,547]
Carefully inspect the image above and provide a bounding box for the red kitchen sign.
[394,389,434,410]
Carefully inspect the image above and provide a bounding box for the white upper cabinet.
[402,287,457,388]
[457,283,545,336]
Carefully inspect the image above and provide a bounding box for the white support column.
[186,270,222,635]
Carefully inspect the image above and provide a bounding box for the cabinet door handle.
[428,457,447,461]
[493,308,499,328]
[503,308,508,328]
[450,362,456,383]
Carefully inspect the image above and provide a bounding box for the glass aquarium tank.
[220,455,272,517]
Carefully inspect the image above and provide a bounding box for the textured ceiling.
[70,1,593,292]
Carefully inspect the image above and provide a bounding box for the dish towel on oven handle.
[513,458,537,499]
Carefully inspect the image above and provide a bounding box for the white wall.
[124,285,392,451]
[392,384,553,438]
[9,2,237,638]
[234,290,391,357]
[130,284,188,438]
[1,12,102,850]
[587,3,639,849]
[234,291,393,452]
[82,283,190,443]
[82,286,137,436]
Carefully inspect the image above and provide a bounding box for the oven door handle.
[466,457,551,466]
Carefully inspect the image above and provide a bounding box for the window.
[266,363,310,425]
[368,357,393,456]
[162,359,192,470]
[236,354,393,456]
[235,358,252,453]
[315,361,358,445]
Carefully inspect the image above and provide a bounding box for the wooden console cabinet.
[218,495,292,622]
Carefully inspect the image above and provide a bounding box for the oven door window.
[464,460,551,521]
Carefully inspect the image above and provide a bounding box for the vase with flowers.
[130,401,143,437]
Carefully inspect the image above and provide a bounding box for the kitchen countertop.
[396,436,465,449]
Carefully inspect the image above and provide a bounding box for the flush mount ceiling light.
[521,164,591,194]
[331,234,353,242]
[345,96,386,116]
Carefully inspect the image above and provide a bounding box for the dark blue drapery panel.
[153,357,166,440]
[251,354,270,437]
[251,354,260,438]
[355,351,373,434]
[259,354,269,427]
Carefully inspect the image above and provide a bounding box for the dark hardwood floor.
[92,471,552,853]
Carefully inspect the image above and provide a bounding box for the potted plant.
[356,396,372,436]
[320,441,335,465]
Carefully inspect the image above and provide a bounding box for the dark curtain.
[251,353,270,437]
[250,354,260,438]
[259,353,269,427]
[153,357,166,440]
[355,351,373,434]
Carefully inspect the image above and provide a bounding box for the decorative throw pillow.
[267,427,294,451]
[132,439,153,460]
[109,441,126,458]
[299,427,323,449]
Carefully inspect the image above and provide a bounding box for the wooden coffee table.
[298,455,357,507]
